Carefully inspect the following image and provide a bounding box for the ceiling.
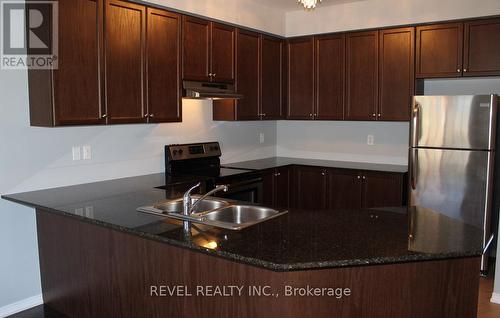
[251,0,364,11]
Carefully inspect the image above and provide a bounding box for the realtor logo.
[1,0,58,69]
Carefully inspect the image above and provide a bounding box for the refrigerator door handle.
[483,234,495,255]
[410,149,418,190]
[411,102,421,147]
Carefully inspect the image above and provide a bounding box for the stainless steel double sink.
[137,195,288,230]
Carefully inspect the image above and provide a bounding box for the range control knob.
[178,149,184,155]
[172,150,178,156]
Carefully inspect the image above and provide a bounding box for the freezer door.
[409,148,494,231]
[411,95,497,150]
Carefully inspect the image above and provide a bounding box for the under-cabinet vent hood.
[183,81,243,100]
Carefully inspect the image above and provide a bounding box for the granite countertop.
[2,173,481,272]
[222,157,408,173]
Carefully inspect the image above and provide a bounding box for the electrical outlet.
[259,133,265,144]
[72,146,81,161]
[82,145,92,160]
[367,135,375,146]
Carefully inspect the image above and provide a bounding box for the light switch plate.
[367,135,375,146]
[82,145,92,160]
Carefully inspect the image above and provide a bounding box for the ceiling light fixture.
[298,0,322,10]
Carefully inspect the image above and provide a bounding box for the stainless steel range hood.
[183,81,243,100]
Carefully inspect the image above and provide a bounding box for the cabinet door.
[147,8,181,123]
[294,166,327,210]
[235,29,260,120]
[464,18,500,76]
[211,23,236,83]
[416,23,463,78]
[345,31,378,121]
[274,167,291,209]
[182,16,210,81]
[327,169,363,209]
[53,0,104,125]
[378,27,414,121]
[287,37,315,119]
[362,172,403,208]
[262,169,276,207]
[315,34,345,120]
[105,0,146,124]
[261,36,284,120]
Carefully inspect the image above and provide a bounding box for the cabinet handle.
[357,175,361,180]
[309,113,314,118]
[149,114,155,118]
[321,171,326,176]
[212,73,216,77]
[277,172,281,176]
[101,114,107,119]
[208,73,213,77]
[372,113,376,117]
[261,113,266,117]
[362,176,366,180]
[144,113,149,118]
[378,113,381,117]
[457,69,461,73]
[463,69,467,72]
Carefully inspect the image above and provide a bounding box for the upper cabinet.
[417,19,500,78]
[146,8,182,123]
[315,34,345,120]
[28,0,104,126]
[345,31,379,121]
[105,0,146,124]
[261,35,285,120]
[416,23,463,78]
[213,33,284,121]
[287,37,315,119]
[182,17,235,83]
[378,27,415,121]
[463,18,500,76]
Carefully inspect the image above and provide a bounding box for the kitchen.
[1,0,500,317]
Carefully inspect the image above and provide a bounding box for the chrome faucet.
[182,183,229,216]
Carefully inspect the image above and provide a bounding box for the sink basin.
[203,206,286,228]
[154,195,228,214]
[137,197,287,230]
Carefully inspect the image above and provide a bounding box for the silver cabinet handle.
[212,73,216,77]
[357,175,361,179]
[309,113,313,118]
[463,68,467,72]
[261,113,266,117]
[149,114,155,118]
[362,176,366,180]
[144,113,149,118]
[457,69,461,73]
[101,114,107,119]
[378,113,381,117]
[372,113,376,117]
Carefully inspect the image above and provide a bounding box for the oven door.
[213,176,263,204]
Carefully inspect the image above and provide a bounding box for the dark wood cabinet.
[345,31,379,121]
[146,8,182,123]
[211,23,236,83]
[327,169,363,209]
[464,18,500,76]
[416,23,463,78]
[182,16,211,82]
[315,34,345,120]
[28,0,104,126]
[287,37,315,119]
[182,17,235,83]
[293,166,328,210]
[362,171,404,208]
[235,29,261,120]
[261,36,284,120]
[105,0,146,124]
[262,167,291,209]
[378,27,414,121]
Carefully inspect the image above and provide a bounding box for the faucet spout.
[189,185,229,215]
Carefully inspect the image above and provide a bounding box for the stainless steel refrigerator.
[409,95,499,274]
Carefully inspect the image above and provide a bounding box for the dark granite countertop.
[2,173,481,272]
[222,157,408,173]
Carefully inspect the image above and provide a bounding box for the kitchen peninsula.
[2,170,483,318]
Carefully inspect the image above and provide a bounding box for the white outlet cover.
[259,133,265,144]
[367,135,375,146]
[72,146,81,161]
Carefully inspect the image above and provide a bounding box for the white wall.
[277,121,409,165]
[147,0,285,36]
[286,0,500,36]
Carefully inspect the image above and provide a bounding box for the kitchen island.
[2,173,483,318]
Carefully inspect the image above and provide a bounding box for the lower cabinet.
[293,166,328,210]
[289,166,405,211]
[262,167,291,209]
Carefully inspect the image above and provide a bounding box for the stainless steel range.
[164,142,263,204]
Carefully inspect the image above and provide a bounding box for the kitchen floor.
[7,274,500,318]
